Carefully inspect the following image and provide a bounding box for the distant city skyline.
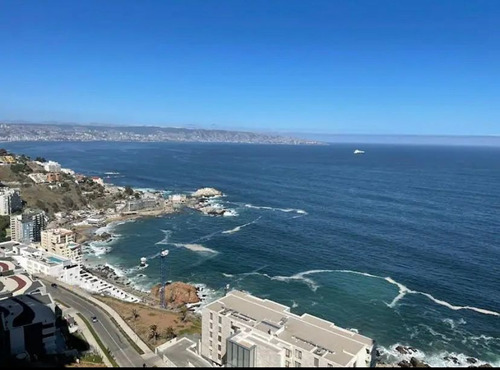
[1,0,499,135]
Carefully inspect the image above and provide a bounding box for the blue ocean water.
[5,141,500,366]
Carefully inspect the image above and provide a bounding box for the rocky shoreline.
[85,263,209,310]
[375,345,494,368]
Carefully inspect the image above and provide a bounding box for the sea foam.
[226,268,500,317]
[172,243,218,254]
[378,344,500,368]
[244,204,308,215]
[222,216,261,234]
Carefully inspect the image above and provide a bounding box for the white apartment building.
[41,229,81,263]
[43,160,61,173]
[201,291,375,368]
[0,188,23,215]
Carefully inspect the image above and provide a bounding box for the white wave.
[124,264,149,274]
[155,229,172,245]
[104,171,120,175]
[189,283,224,313]
[222,273,234,278]
[292,300,299,308]
[244,204,308,215]
[417,291,499,317]
[104,262,126,277]
[443,318,467,330]
[222,209,239,217]
[230,268,500,317]
[418,323,452,342]
[95,219,133,236]
[134,187,162,193]
[87,241,112,257]
[172,243,218,254]
[378,344,499,368]
[222,217,261,234]
[270,270,328,292]
[333,270,500,317]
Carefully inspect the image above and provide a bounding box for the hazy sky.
[1,0,498,135]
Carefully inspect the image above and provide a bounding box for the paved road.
[44,281,146,367]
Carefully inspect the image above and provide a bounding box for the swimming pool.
[48,256,64,264]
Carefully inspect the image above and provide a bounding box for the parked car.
[91,316,98,323]
[51,283,58,288]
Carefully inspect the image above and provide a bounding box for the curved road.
[44,282,146,367]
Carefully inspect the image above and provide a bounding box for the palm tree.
[164,326,176,341]
[180,305,188,322]
[131,309,139,332]
[149,324,160,344]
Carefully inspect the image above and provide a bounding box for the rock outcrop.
[151,281,201,308]
[192,187,223,198]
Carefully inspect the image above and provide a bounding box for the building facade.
[41,229,81,263]
[201,291,375,368]
[10,210,47,243]
[43,161,61,173]
[0,188,23,216]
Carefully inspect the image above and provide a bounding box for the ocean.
[4,141,499,366]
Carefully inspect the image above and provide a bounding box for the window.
[218,353,222,361]
[210,322,213,329]
[314,358,319,367]
[286,349,291,358]
[218,326,222,333]
[295,361,301,367]
[209,340,212,348]
[218,335,222,342]
[218,344,222,351]
[285,361,290,367]
[210,312,213,320]
[296,350,302,359]
[219,316,222,324]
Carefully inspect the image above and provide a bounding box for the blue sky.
[0,0,499,135]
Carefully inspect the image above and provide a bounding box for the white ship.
[353,149,365,154]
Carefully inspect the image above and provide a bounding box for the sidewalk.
[58,301,113,367]
[39,274,153,355]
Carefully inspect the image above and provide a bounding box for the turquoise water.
[5,141,499,366]
[48,256,64,264]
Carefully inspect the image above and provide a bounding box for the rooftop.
[206,290,374,367]
[0,293,55,328]
[44,228,73,236]
[157,337,212,368]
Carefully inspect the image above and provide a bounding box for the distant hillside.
[0,122,322,145]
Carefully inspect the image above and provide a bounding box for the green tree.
[124,186,134,196]
[11,163,29,174]
[62,196,75,209]
[0,215,10,242]
[180,305,189,322]
[149,324,160,344]
[164,326,176,341]
[35,156,47,162]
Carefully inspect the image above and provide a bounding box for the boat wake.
[222,216,262,234]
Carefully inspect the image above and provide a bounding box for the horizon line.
[1,120,498,138]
